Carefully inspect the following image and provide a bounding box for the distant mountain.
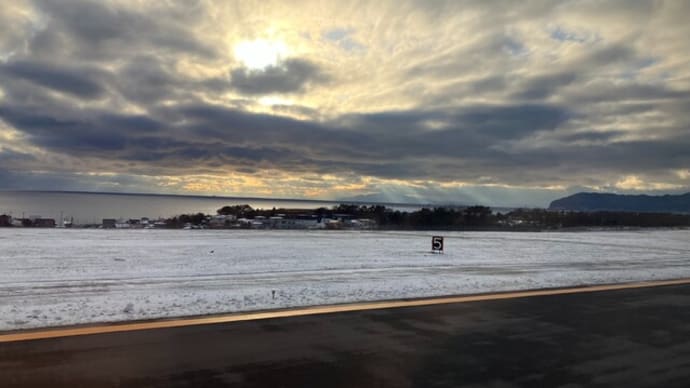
[548,192,690,213]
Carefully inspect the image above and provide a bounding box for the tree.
[217,204,254,217]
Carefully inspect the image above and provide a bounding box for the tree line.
[162,204,690,230]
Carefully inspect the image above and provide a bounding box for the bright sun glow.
[234,39,288,70]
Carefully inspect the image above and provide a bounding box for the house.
[332,213,356,222]
[115,219,130,229]
[268,216,288,229]
[324,219,343,229]
[33,218,56,228]
[236,217,251,228]
[252,216,268,229]
[262,215,320,229]
[293,214,319,229]
[0,214,11,227]
[208,214,237,229]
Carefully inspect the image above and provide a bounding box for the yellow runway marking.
[3,278,690,343]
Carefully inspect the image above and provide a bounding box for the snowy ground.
[1,228,689,331]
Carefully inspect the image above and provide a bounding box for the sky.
[0,0,689,207]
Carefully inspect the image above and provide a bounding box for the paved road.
[3,284,690,387]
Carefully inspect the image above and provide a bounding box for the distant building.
[0,214,11,227]
[332,214,356,222]
[293,215,319,229]
[208,214,237,229]
[325,219,342,229]
[236,218,252,228]
[353,218,376,229]
[268,216,289,229]
[153,220,167,228]
[115,219,130,229]
[33,218,56,228]
[102,219,117,229]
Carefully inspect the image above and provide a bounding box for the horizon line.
[0,189,483,209]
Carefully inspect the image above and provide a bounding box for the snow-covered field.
[1,229,689,331]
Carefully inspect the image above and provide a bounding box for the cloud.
[0,60,106,98]
[230,59,327,95]
[0,0,689,206]
[0,148,35,166]
[31,0,216,60]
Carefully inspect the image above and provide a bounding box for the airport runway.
[3,282,690,387]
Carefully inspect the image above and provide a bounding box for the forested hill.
[549,192,690,213]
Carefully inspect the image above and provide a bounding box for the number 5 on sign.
[432,236,444,253]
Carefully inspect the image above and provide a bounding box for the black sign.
[432,236,444,252]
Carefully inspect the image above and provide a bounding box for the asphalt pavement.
[3,284,690,387]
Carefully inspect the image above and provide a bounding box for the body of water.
[0,191,425,224]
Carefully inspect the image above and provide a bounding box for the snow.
[1,229,689,331]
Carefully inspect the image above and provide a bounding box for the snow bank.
[1,229,689,330]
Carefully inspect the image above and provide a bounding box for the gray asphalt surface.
[3,284,690,387]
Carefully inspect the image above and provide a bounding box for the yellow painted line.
[2,278,690,343]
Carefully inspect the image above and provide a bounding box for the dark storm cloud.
[0,103,161,152]
[230,59,327,95]
[31,0,216,59]
[169,102,571,163]
[0,55,230,110]
[566,137,690,171]
[0,60,106,98]
[1,96,577,182]
[110,56,232,104]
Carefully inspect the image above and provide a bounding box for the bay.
[0,191,423,224]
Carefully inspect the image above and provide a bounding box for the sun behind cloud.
[234,39,289,70]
